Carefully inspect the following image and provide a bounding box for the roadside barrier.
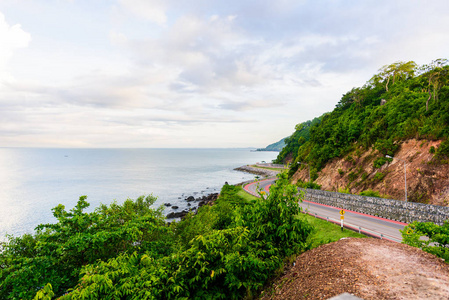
[300,188,449,225]
[301,209,402,243]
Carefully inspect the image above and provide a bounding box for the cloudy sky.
[1,0,448,148]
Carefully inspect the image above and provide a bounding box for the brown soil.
[292,139,449,206]
[260,238,449,300]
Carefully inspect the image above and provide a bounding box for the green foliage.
[0,195,170,299]
[274,116,323,164]
[235,172,313,259]
[257,138,286,152]
[278,59,449,176]
[436,140,449,158]
[302,214,365,249]
[338,187,350,194]
[373,172,386,182]
[429,146,436,154]
[1,175,313,299]
[374,139,399,156]
[33,283,55,300]
[361,172,368,181]
[402,221,449,262]
[296,180,321,190]
[373,156,392,168]
[347,171,357,182]
[337,168,344,176]
[359,189,381,198]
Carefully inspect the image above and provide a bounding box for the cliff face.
[291,139,449,206]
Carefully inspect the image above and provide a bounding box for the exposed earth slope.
[292,138,449,205]
[260,238,449,300]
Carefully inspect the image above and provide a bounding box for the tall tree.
[376,61,417,91]
[420,58,449,111]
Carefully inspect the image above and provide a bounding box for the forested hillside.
[256,138,286,152]
[274,116,323,163]
[279,59,449,204]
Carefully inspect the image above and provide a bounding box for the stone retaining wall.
[300,188,449,225]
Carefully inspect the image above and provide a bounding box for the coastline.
[233,164,283,178]
[165,164,281,220]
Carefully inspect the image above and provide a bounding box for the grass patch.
[300,213,366,249]
[235,184,259,201]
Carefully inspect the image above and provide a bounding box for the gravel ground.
[260,238,449,300]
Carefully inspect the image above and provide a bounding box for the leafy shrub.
[296,180,322,190]
[338,187,350,194]
[338,168,344,176]
[436,140,449,158]
[402,221,449,262]
[429,146,436,154]
[348,171,357,182]
[361,172,368,181]
[0,195,169,299]
[373,172,386,182]
[345,155,354,163]
[359,189,381,197]
[374,139,399,156]
[5,173,314,299]
[373,156,389,168]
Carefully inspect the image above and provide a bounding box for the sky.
[1,0,448,148]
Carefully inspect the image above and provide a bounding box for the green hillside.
[277,59,449,176]
[274,116,323,163]
[257,138,286,152]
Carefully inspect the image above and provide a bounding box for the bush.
[359,189,381,197]
[436,140,449,158]
[338,187,350,194]
[7,173,314,299]
[402,221,449,262]
[373,172,386,182]
[361,172,368,181]
[373,156,390,168]
[296,180,321,190]
[348,171,357,182]
[0,195,170,299]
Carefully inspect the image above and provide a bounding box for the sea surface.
[0,148,278,239]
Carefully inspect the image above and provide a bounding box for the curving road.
[243,178,274,196]
[243,178,407,242]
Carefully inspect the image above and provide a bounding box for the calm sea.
[0,148,278,239]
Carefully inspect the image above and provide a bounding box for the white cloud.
[1,1,449,148]
[0,12,31,80]
[118,0,167,25]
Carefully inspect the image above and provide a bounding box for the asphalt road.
[243,178,407,242]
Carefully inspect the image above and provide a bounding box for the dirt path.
[260,238,449,299]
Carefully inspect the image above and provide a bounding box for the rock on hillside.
[292,139,449,206]
[260,238,449,300]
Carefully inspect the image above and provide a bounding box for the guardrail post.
[358,226,361,234]
[326,216,329,222]
[380,234,383,240]
[315,213,317,218]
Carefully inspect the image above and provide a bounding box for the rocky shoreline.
[165,164,280,220]
[233,165,279,178]
[164,192,219,219]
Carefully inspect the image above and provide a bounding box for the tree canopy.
[277,59,449,172]
[1,174,312,299]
